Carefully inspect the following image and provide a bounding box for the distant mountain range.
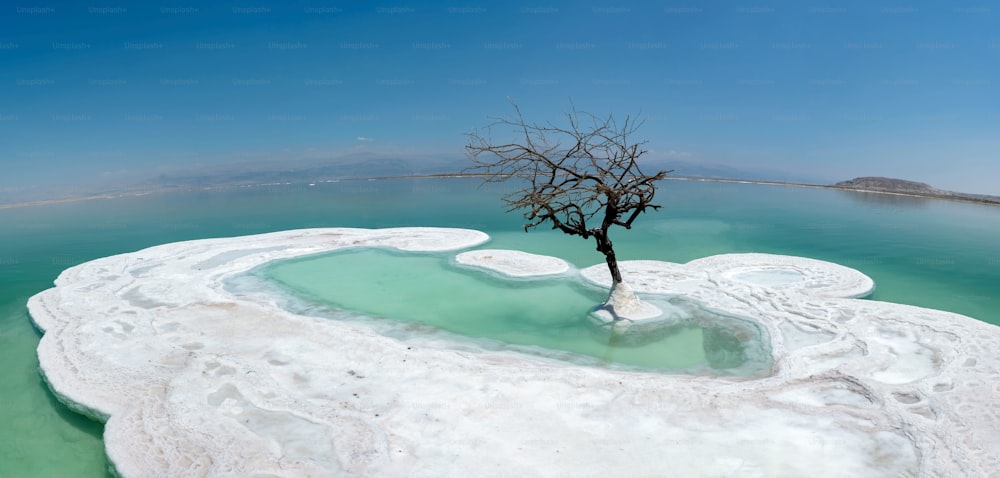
[3,155,998,208]
[831,177,1000,205]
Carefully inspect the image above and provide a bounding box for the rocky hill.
[833,177,1000,205]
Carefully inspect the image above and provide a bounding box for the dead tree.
[466,103,670,284]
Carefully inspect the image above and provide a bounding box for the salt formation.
[28,228,1000,477]
[454,249,570,277]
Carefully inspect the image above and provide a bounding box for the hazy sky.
[2,1,998,194]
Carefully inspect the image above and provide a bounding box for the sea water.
[2,178,999,476]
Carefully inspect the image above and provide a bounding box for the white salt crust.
[454,249,570,277]
[27,228,1000,477]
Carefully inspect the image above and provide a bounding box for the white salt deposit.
[28,228,1000,477]
[454,248,570,277]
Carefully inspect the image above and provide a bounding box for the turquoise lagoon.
[2,178,999,476]
[256,248,770,374]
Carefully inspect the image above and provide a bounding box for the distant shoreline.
[2,173,998,210]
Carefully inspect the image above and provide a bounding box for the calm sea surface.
[1,178,998,476]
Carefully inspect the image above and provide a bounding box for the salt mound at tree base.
[27,228,1000,477]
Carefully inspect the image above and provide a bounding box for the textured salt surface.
[454,248,570,277]
[28,228,1000,477]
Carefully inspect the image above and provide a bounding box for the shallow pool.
[255,248,772,375]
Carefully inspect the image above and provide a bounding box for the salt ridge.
[27,228,1000,476]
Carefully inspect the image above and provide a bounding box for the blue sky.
[1,0,998,195]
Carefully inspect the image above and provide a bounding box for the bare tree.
[466,103,670,285]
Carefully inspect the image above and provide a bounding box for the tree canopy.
[466,103,670,284]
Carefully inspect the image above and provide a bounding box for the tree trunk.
[593,229,622,284]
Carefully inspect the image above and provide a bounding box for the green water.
[1,178,998,476]
[261,248,769,373]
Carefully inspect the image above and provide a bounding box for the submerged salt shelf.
[27,228,1000,477]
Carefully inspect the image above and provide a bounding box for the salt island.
[28,227,1000,477]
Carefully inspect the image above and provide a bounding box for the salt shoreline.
[27,227,1000,476]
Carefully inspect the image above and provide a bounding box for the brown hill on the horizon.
[834,177,943,195]
[833,176,1000,205]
